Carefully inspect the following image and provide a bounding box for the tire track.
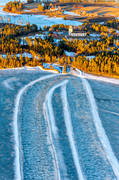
[82,78,119,179]
[61,83,85,180]
[43,80,68,180]
[13,74,58,180]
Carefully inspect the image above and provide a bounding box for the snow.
[64,11,81,17]
[99,22,104,25]
[0,66,59,74]
[21,52,32,58]
[84,73,119,85]
[38,65,59,74]
[72,68,119,85]
[3,77,18,90]
[42,63,62,73]
[0,0,82,27]
[21,34,45,40]
[65,51,76,57]
[0,65,60,74]
[23,10,31,12]
[82,78,119,178]
[0,7,82,28]
[90,33,100,37]
[101,109,119,117]
[43,79,68,180]
[13,73,58,180]
[86,56,95,60]
[0,53,33,59]
[0,0,14,6]
[116,30,119,34]
[54,39,60,44]
[61,83,85,180]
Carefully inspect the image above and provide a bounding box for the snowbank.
[72,68,119,85]
[65,51,76,57]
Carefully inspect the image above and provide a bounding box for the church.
[69,25,87,37]
[20,0,41,3]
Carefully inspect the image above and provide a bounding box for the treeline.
[1,22,119,77]
[49,24,69,31]
[106,19,119,30]
[61,35,119,55]
[25,36,64,56]
[3,1,24,13]
[72,54,119,76]
[0,24,38,54]
[0,37,22,54]
[1,24,38,37]
[44,22,117,36]
[82,22,109,33]
[82,21,119,34]
[59,0,114,3]
[59,0,81,3]
[0,53,71,69]
[0,54,41,68]
[1,52,119,77]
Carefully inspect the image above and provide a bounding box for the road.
[0,68,119,180]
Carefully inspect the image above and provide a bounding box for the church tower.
[69,25,73,34]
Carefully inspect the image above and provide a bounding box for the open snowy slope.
[0,68,119,180]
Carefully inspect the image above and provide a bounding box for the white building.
[20,0,29,3]
[20,0,40,3]
[69,25,87,37]
[20,0,30,3]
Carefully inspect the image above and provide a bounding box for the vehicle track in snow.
[1,69,119,180]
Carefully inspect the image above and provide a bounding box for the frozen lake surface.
[0,67,119,179]
[1,0,119,179]
[0,0,82,28]
[0,9,82,28]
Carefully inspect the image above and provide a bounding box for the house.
[20,0,33,3]
[20,0,40,3]
[20,0,28,3]
[50,6,58,12]
[69,26,87,37]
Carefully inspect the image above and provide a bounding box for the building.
[20,0,41,3]
[50,7,58,11]
[20,0,28,3]
[20,0,53,3]
[69,26,87,37]
[20,0,33,3]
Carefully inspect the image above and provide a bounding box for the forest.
[3,1,24,13]
[0,21,119,77]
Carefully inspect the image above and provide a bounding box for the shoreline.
[2,1,119,24]
[0,66,59,74]
[2,9,116,24]
[79,70,119,80]
[0,66,119,82]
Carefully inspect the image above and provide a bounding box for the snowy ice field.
[0,9,82,28]
[1,1,119,179]
[0,67,119,180]
[0,0,82,28]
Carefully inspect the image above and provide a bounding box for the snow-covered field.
[65,51,76,57]
[0,0,12,6]
[1,0,119,179]
[63,11,81,16]
[0,3,82,28]
[0,67,119,179]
